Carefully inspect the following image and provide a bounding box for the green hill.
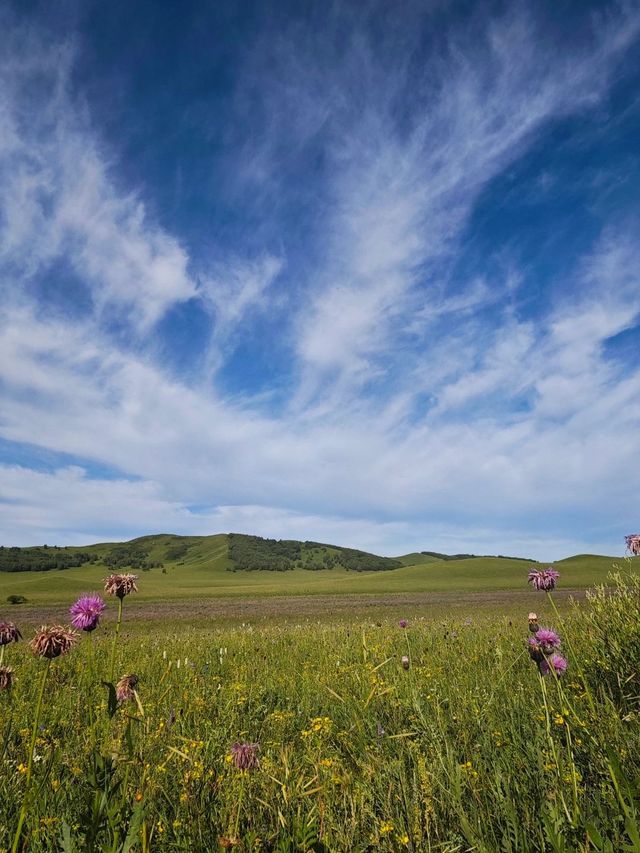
[0,533,636,606]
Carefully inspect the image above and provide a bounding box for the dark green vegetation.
[228,533,402,572]
[2,572,640,851]
[0,545,96,573]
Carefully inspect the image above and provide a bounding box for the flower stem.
[108,597,123,684]
[12,659,51,853]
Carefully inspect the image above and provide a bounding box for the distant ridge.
[0,533,624,576]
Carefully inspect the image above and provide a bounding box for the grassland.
[0,533,634,609]
[1,569,640,851]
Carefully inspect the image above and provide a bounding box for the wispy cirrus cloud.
[0,1,639,557]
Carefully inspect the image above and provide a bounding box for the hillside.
[0,533,636,606]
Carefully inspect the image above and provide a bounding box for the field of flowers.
[1,561,640,852]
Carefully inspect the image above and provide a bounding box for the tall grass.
[1,572,639,851]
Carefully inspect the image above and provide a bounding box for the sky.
[0,0,639,559]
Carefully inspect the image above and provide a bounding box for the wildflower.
[401,655,410,670]
[0,665,14,690]
[116,674,139,703]
[0,622,22,645]
[69,594,106,632]
[229,741,260,770]
[539,654,568,676]
[379,821,394,835]
[104,573,138,599]
[528,613,539,633]
[528,568,560,591]
[625,534,640,556]
[534,628,561,654]
[30,625,77,659]
[527,636,544,663]
[398,619,408,628]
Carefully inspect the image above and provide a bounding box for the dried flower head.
[401,655,410,670]
[528,612,539,632]
[116,674,139,703]
[104,574,138,599]
[230,741,260,771]
[539,653,567,677]
[69,594,106,632]
[30,625,77,659]
[0,622,22,646]
[625,534,640,556]
[528,568,560,591]
[398,619,408,628]
[0,665,14,690]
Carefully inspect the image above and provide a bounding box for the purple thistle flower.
[539,653,568,677]
[528,568,560,591]
[116,674,139,703]
[534,628,561,654]
[230,741,260,771]
[69,594,106,632]
[625,534,640,556]
[398,619,408,628]
[527,636,544,663]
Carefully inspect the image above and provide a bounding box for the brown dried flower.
[104,573,139,599]
[0,665,14,690]
[29,625,77,659]
[0,622,22,646]
[230,741,260,771]
[116,674,139,703]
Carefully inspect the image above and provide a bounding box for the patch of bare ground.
[8,588,585,627]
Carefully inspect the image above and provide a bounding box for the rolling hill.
[0,533,635,606]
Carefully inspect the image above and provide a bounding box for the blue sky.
[0,0,639,558]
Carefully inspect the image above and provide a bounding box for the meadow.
[1,559,640,852]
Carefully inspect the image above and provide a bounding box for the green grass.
[1,571,640,851]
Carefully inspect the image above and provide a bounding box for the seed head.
[528,568,560,591]
[69,594,106,632]
[104,573,138,599]
[116,674,139,703]
[30,625,77,659]
[0,622,22,646]
[0,665,14,690]
[230,741,260,771]
[401,655,410,670]
[625,534,640,556]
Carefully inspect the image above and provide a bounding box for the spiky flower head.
[116,674,139,703]
[625,534,640,556]
[528,612,539,633]
[527,635,544,663]
[0,622,22,646]
[528,568,560,591]
[104,573,138,599]
[69,594,106,632]
[0,665,14,690]
[30,625,77,659]
[539,653,568,676]
[230,741,260,771]
[534,628,561,654]
[398,619,408,628]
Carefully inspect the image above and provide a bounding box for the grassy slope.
[0,531,636,605]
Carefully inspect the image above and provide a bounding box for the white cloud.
[0,5,639,559]
[0,39,196,331]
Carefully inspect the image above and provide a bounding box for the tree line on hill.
[0,546,96,573]
[227,534,402,572]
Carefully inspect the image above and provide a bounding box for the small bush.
[7,594,27,604]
